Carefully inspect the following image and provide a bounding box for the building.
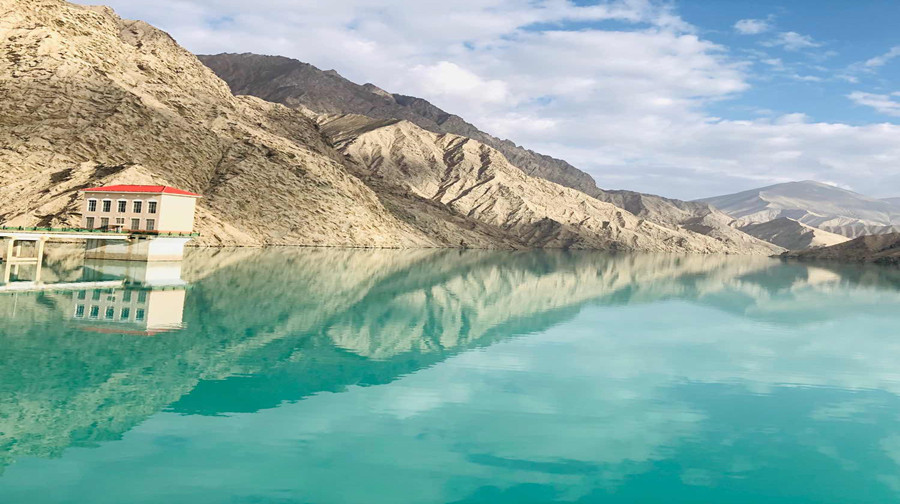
[80,185,200,234]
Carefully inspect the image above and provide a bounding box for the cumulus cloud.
[73,0,900,199]
[734,18,770,35]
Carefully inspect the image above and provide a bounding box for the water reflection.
[1,248,900,503]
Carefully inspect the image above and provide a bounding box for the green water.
[2,248,900,503]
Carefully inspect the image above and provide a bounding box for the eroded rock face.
[319,115,781,254]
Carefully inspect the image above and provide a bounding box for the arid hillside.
[319,115,780,254]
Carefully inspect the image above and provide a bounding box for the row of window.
[85,217,155,231]
[75,289,148,303]
[74,304,146,321]
[87,199,157,214]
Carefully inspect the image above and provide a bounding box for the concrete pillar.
[2,256,10,284]
[34,237,46,283]
[14,243,21,258]
[4,238,12,262]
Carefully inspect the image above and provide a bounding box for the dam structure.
[1,185,200,268]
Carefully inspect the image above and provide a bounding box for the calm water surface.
[2,248,900,503]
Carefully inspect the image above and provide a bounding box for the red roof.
[82,185,201,197]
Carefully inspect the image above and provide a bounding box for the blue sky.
[76,0,900,200]
[680,0,900,124]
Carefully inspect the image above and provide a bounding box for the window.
[133,200,143,213]
[131,218,140,230]
[121,307,131,320]
[117,200,127,213]
[92,290,101,301]
[123,290,132,302]
[85,217,95,228]
[145,219,155,231]
[137,291,147,304]
[147,201,157,214]
[102,200,111,212]
[77,290,86,300]
[87,199,97,212]
[100,217,109,229]
[89,306,100,319]
[135,309,145,322]
[74,305,85,318]
[115,218,125,225]
[105,307,115,320]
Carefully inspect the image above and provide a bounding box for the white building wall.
[81,191,198,233]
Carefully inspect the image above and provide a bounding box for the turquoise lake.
[2,247,900,503]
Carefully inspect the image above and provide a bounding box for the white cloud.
[848,91,900,117]
[407,61,511,107]
[763,31,822,51]
[865,46,900,68]
[734,18,770,35]
[72,0,900,199]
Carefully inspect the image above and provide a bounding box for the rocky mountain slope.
[738,218,849,250]
[198,53,598,195]
[699,181,900,238]
[782,233,900,265]
[199,53,772,251]
[0,0,781,253]
[318,115,780,253]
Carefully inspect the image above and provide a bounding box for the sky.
[76,0,900,200]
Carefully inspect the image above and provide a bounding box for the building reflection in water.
[70,260,187,335]
[0,253,187,335]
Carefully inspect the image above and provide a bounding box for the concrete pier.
[1,229,197,263]
[3,236,47,284]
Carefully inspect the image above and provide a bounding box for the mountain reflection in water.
[2,247,900,503]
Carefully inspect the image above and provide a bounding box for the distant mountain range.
[698,181,900,238]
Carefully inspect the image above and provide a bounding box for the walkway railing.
[0,226,200,237]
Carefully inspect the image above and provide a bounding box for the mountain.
[782,233,900,265]
[882,197,900,207]
[197,53,598,195]
[698,181,900,238]
[199,52,774,251]
[738,218,849,250]
[0,0,772,253]
[318,115,779,253]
